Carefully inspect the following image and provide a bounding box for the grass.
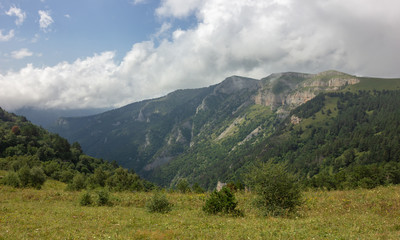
[1,181,400,239]
[345,77,400,91]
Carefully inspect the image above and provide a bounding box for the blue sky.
[1,0,400,111]
[0,0,194,71]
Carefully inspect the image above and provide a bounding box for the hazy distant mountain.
[50,70,400,189]
[14,107,110,128]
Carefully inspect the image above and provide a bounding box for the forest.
[257,90,400,189]
[0,107,153,191]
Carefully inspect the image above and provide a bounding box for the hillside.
[50,70,400,189]
[0,107,152,191]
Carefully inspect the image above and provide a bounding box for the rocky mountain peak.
[213,76,260,95]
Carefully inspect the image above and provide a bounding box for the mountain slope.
[50,71,400,189]
[0,107,152,190]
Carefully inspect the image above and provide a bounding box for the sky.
[1,0,400,111]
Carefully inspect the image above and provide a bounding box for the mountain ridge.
[49,70,400,188]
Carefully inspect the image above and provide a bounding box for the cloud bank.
[1,0,400,111]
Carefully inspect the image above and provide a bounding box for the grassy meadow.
[1,180,400,239]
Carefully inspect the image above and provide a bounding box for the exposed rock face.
[216,181,227,191]
[238,125,262,145]
[285,90,316,106]
[216,116,244,141]
[255,70,360,112]
[291,115,301,125]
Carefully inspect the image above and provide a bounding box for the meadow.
[1,179,400,240]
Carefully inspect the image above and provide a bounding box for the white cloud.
[1,0,400,111]
[5,6,26,26]
[11,48,34,59]
[64,14,71,19]
[0,29,14,41]
[0,52,121,110]
[153,22,172,39]
[38,10,54,31]
[156,0,204,18]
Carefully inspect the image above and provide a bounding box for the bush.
[30,167,46,189]
[1,172,21,188]
[203,187,242,216]
[96,189,111,206]
[245,161,302,216]
[79,191,93,206]
[16,165,46,189]
[177,179,190,193]
[66,173,87,191]
[192,182,205,193]
[18,166,31,187]
[59,170,75,183]
[146,192,172,213]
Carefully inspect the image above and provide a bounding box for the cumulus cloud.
[0,29,14,41]
[156,0,203,18]
[38,10,54,31]
[11,48,33,59]
[1,0,400,111]
[0,52,121,110]
[5,6,26,26]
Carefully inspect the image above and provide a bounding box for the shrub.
[18,166,31,187]
[59,170,75,183]
[30,167,46,189]
[203,187,242,216]
[17,165,46,189]
[79,191,93,206]
[177,179,190,193]
[192,182,205,193]
[67,173,87,191]
[245,161,302,217]
[1,172,21,188]
[96,189,112,206]
[146,192,172,213]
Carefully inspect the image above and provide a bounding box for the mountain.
[13,107,110,128]
[50,70,400,189]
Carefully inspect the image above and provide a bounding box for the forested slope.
[0,108,153,190]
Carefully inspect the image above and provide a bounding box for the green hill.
[49,71,400,189]
[0,107,152,191]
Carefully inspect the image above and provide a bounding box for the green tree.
[245,161,302,216]
[67,173,87,191]
[177,179,190,193]
[18,165,32,187]
[29,166,46,189]
[192,182,205,193]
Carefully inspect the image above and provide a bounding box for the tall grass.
[1,182,400,239]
